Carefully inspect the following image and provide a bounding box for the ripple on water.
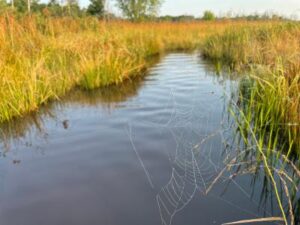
[0,53,286,225]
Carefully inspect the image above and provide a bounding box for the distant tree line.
[157,10,288,22]
[0,0,163,19]
[0,0,106,17]
[0,0,290,21]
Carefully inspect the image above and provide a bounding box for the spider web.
[125,75,261,225]
[124,54,284,225]
[1,53,297,225]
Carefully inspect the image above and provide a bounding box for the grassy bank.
[1,16,298,153]
[202,22,300,224]
[0,15,239,122]
[203,23,300,153]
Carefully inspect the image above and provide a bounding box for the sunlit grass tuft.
[203,23,300,153]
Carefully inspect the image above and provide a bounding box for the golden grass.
[0,15,239,122]
[1,16,297,150]
[203,22,300,152]
[0,16,298,153]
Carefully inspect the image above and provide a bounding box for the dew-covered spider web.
[0,53,298,225]
[124,54,300,225]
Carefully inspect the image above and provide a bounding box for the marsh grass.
[0,16,299,224]
[203,23,300,153]
[226,96,300,225]
[202,22,300,224]
[0,15,238,122]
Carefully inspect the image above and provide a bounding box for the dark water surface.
[0,53,283,225]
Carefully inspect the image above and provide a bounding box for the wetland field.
[0,12,299,225]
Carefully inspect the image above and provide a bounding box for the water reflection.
[0,108,54,154]
[0,53,299,225]
[0,54,163,150]
[225,146,300,224]
[0,75,147,152]
[64,76,146,110]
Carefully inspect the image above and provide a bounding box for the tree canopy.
[202,10,215,21]
[87,0,104,17]
[0,0,8,10]
[116,0,162,21]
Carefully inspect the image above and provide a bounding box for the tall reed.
[0,15,234,122]
[203,23,300,153]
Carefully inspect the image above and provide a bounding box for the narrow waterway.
[0,53,289,225]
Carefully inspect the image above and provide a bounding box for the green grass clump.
[203,23,300,153]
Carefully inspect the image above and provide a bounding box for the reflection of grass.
[63,74,147,109]
[0,106,54,153]
[0,70,147,146]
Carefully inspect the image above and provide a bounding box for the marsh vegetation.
[0,1,299,224]
[0,15,235,122]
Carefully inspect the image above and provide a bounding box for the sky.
[85,0,300,18]
[159,0,300,17]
